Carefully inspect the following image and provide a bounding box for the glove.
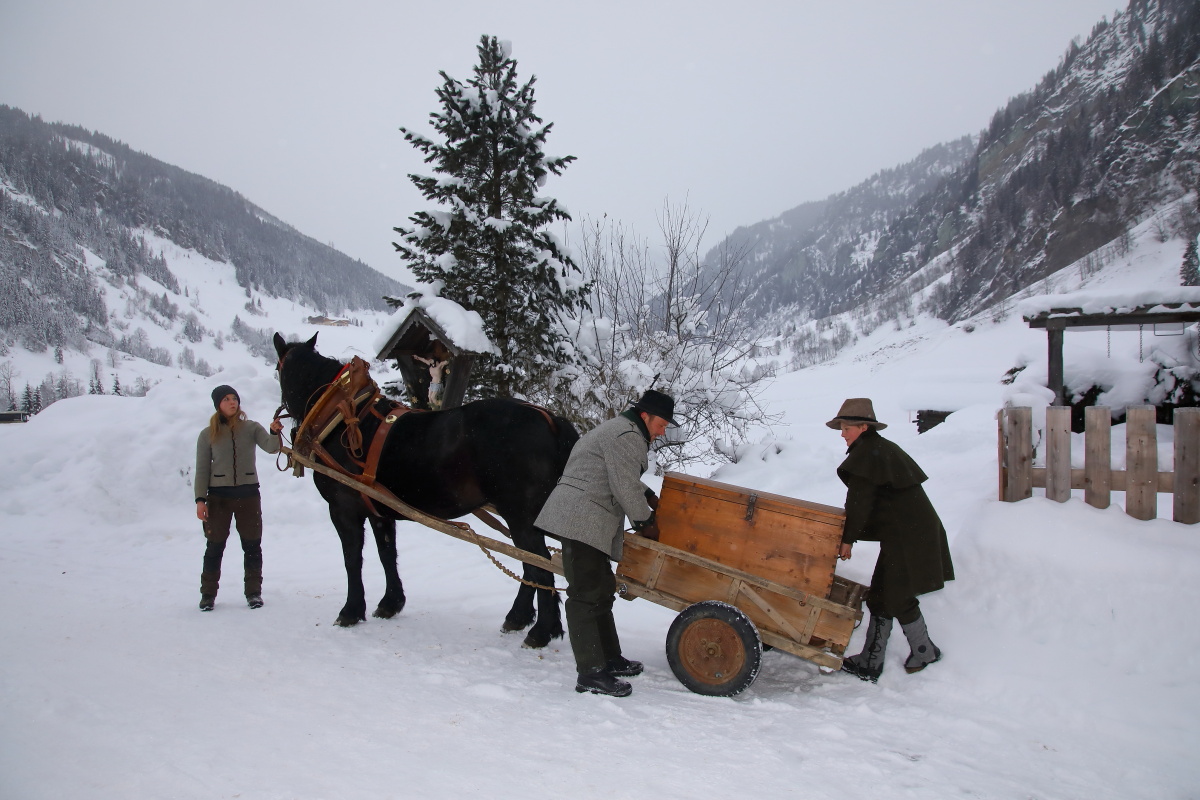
[632,512,659,541]
[644,488,659,511]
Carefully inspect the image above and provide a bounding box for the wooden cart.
[615,472,867,696]
[284,448,864,697]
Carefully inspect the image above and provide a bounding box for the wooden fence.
[998,406,1200,524]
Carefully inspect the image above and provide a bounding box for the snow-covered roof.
[372,285,496,358]
[1019,287,1200,323]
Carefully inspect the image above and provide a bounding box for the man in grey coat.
[535,390,676,697]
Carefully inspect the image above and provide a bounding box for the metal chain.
[478,545,561,593]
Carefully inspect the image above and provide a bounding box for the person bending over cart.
[535,390,676,697]
[829,398,954,682]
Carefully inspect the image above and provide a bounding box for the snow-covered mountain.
[0,106,409,411]
[723,0,1200,341]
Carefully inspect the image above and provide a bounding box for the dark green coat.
[838,428,954,609]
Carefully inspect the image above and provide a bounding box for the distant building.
[306,315,353,327]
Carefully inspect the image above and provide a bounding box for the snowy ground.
[2,230,1199,798]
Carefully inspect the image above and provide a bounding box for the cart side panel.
[617,538,861,651]
[657,472,844,597]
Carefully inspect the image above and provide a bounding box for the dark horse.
[274,332,578,648]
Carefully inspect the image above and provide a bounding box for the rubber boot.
[901,613,942,674]
[842,614,892,682]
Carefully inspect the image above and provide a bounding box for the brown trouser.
[201,494,263,596]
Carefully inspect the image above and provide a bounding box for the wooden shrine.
[375,306,478,411]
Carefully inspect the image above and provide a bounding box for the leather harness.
[285,354,557,528]
[286,355,413,517]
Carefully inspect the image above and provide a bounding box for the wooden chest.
[655,472,846,598]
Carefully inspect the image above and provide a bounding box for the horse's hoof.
[335,616,362,627]
[501,619,531,633]
[522,630,552,649]
[372,602,404,619]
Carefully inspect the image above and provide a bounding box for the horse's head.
[274,332,343,419]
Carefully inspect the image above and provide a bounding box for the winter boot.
[199,594,215,612]
[842,614,892,682]
[246,594,264,609]
[200,570,221,597]
[575,668,633,697]
[900,613,942,674]
[604,655,644,677]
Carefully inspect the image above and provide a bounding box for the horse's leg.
[368,516,406,619]
[329,502,368,627]
[511,523,563,649]
[502,583,536,634]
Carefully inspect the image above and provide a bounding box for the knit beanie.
[211,384,240,409]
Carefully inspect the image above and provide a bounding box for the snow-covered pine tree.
[391,35,588,400]
[1181,238,1200,286]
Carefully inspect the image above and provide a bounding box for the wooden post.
[998,412,1008,501]
[1175,408,1200,524]
[1045,406,1072,502]
[1125,406,1158,521]
[1084,406,1111,510]
[1047,325,1065,406]
[1001,407,1033,502]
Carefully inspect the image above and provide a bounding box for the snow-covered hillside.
[3,224,395,415]
[1,220,1197,799]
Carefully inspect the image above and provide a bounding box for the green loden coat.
[838,427,954,615]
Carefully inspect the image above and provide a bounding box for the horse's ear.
[305,332,319,349]
[273,332,288,358]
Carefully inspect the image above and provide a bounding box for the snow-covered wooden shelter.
[1020,289,1200,406]
[373,290,495,411]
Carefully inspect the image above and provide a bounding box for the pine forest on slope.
[0,105,406,356]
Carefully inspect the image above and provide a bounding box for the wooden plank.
[663,473,845,519]
[645,549,667,592]
[1002,408,1034,502]
[1125,406,1158,521]
[618,534,858,618]
[1084,406,1111,509]
[1045,406,1072,502]
[656,473,843,597]
[758,631,842,669]
[1175,408,1200,524]
[997,410,1006,502]
[737,584,807,642]
[614,574,845,669]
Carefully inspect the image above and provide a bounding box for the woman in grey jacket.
[195,384,282,611]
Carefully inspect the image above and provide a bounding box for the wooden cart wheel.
[665,601,762,697]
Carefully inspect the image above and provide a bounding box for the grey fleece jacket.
[194,419,280,502]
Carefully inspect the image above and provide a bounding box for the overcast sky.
[1,1,1120,285]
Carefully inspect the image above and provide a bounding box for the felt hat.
[631,389,678,425]
[211,384,240,409]
[826,398,887,430]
